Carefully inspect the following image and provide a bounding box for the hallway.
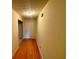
[12,0,66,59]
[13,38,41,59]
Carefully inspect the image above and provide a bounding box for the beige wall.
[37,0,66,59]
[23,18,37,39]
[12,9,22,57]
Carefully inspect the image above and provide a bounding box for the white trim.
[36,39,43,59]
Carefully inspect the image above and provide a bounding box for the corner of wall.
[12,9,22,57]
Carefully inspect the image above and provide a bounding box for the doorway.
[18,20,23,45]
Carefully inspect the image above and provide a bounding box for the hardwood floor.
[13,38,41,59]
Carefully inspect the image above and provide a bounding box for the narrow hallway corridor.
[12,0,66,59]
[13,38,41,59]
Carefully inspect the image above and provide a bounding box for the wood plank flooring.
[13,38,41,59]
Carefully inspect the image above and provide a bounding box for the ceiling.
[12,0,48,18]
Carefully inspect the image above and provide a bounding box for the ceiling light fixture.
[25,11,35,17]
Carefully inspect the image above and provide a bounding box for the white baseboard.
[36,39,43,59]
